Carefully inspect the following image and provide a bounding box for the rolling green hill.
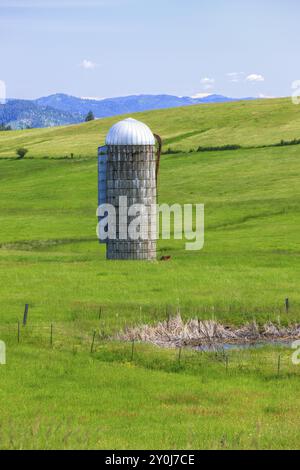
[1,97,300,449]
[1,97,300,158]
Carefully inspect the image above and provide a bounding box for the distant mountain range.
[0,99,81,130]
[0,93,255,130]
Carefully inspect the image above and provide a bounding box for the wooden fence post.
[90,331,96,354]
[178,347,182,364]
[23,304,29,326]
[285,298,289,314]
[166,306,170,329]
[131,339,135,361]
[277,354,281,377]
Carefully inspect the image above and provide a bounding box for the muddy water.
[195,340,293,352]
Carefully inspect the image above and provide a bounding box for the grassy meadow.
[1,97,300,158]
[1,342,300,450]
[0,97,300,449]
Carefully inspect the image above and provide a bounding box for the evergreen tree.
[85,111,95,122]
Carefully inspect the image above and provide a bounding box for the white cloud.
[258,93,275,99]
[200,77,215,85]
[80,59,97,70]
[191,92,212,99]
[227,72,245,83]
[246,74,265,83]
[200,77,215,90]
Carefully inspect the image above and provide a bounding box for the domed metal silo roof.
[105,118,155,146]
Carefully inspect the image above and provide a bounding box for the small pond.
[194,340,293,352]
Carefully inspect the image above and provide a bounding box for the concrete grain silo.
[98,118,161,260]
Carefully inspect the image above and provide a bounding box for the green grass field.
[0,98,300,449]
[1,342,300,450]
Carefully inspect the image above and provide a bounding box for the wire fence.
[0,321,299,378]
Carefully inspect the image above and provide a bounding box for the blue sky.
[0,0,299,99]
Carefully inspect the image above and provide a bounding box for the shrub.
[197,144,241,152]
[16,148,29,160]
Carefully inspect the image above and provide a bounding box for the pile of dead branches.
[116,314,300,349]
